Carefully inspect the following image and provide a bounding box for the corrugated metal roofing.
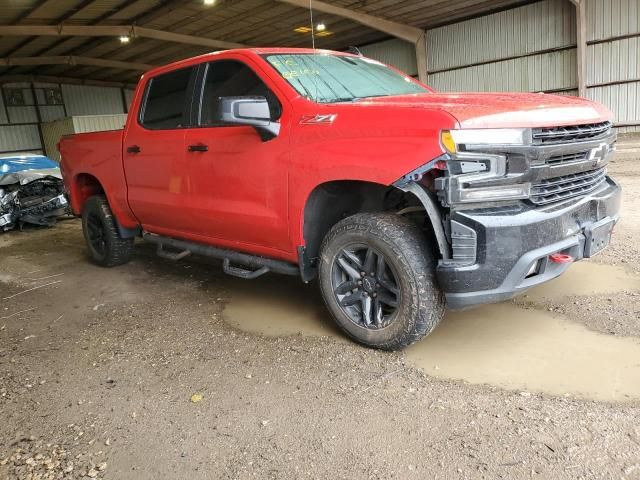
[0,0,529,85]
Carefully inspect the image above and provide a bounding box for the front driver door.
[182,58,290,252]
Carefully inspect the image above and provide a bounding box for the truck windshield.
[263,53,428,103]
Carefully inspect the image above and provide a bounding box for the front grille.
[532,121,612,145]
[530,167,607,205]
[547,150,590,165]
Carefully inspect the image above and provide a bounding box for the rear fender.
[70,173,140,235]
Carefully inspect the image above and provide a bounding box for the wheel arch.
[70,172,105,215]
[71,174,140,239]
[299,179,444,281]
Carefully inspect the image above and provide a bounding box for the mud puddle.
[223,262,640,402]
[224,277,346,340]
[524,261,640,302]
[406,305,640,402]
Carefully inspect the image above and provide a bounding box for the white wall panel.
[587,82,640,125]
[586,0,640,127]
[41,114,128,161]
[550,89,580,97]
[0,125,41,152]
[7,106,38,124]
[124,89,135,111]
[72,114,127,133]
[616,125,640,133]
[429,50,577,93]
[41,118,73,162]
[4,87,37,124]
[427,0,575,72]
[360,38,418,76]
[39,106,66,123]
[0,92,7,124]
[61,84,124,116]
[588,37,640,85]
[587,0,640,41]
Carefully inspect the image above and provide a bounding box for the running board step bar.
[142,233,299,278]
[223,258,270,279]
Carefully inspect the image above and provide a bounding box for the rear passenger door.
[181,58,290,252]
[123,65,197,234]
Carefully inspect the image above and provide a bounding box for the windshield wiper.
[330,95,393,103]
[350,95,388,101]
[317,95,396,103]
[320,97,359,103]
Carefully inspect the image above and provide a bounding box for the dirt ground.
[1,149,640,480]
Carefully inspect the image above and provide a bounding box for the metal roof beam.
[0,25,247,50]
[3,0,103,58]
[0,56,154,71]
[0,73,136,89]
[275,0,423,43]
[275,0,427,81]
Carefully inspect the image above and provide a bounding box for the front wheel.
[318,213,445,350]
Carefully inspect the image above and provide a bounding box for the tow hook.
[549,253,574,264]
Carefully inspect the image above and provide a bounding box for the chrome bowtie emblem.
[589,143,611,166]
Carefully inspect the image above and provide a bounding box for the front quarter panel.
[287,100,458,251]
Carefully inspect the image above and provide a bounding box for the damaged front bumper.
[437,177,621,309]
[0,159,69,232]
[395,124,622,309]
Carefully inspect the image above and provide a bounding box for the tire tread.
[82,195,134,267]
[319,212,446,350]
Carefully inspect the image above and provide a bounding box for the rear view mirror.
[219,96,280,141]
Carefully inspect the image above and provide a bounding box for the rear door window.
[141,66,195,130]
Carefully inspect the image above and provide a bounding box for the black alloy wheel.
[86,211,107,258]
[81,195,134,267]
[318,213,446,350]
[331,244,401,329]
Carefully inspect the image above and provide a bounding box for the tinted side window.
[201,60,281,126]
[141,67,194,129]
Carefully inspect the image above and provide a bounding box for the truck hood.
[358,92,613,129]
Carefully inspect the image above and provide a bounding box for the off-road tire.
[318,213,446,350]
[82,195,134,267]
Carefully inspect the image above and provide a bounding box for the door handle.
[127,145,141,154]
[188,144,208,152]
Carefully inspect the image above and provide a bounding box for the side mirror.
[219,96,280,141]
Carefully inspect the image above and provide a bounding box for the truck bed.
[59,129,136,229]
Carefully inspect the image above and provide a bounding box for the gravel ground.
[1,153,639,480]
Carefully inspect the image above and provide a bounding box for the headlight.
[441,128,528,153]
[457,184,531,203]
[436,150,531,205]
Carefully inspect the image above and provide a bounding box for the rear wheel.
[318,213,445,350]
[82,195,134,267]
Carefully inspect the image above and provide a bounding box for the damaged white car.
[0,155,69,232]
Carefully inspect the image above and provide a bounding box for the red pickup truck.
[59,48,621,350]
